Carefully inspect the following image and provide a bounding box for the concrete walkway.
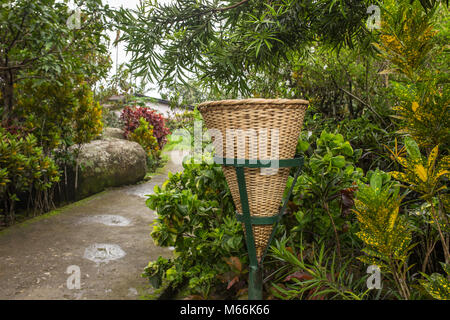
[0,153,183,300]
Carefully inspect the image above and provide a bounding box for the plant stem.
[422,237,437,274]
[389,259,409,300]
[429,201,450,266]
[323,201,342,265]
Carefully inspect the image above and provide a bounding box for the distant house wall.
[144,101,183,118]
[108,94,193,119]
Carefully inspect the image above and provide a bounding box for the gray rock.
[101,127,125,140]
[72,139,147,200]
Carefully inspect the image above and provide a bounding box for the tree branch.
[0,14,103,72]
[5,6,30,56]
[216,0,250,12]
[338,86,387,125]
[168,0,250,23]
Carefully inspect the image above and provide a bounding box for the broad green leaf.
[370,173,383,193]
[331,156,346,168]
[341,142,354,156]
[297,140,310,152]
[404,137,421,160]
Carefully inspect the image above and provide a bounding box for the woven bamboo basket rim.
[198,98,309,109]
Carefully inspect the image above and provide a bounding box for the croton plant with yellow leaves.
[375,0,449,149]
[389,138,449,200]
[353,135,449,300]
[353,169,414,300]
[361,1,450,299]
[388,136,449,298]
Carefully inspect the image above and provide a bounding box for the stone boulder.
[100,127,125,140]
[72,138,147,200]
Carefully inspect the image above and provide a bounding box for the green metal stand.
[214,156,304,300]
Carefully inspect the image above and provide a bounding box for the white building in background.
[106,94,192,119]
[141,97,185,119]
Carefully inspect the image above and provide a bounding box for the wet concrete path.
[0,152,183,299]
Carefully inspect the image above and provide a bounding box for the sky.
[104,0,154,96]
[104,0,171,99]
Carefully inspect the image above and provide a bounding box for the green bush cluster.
[0,129,59,224]
[146,129,369,299]
[147,123,449,300]
[128,117,161,170]
[145,159,245,298]
[0,0,111,223]
[287,131,363,246]
[136,0,450,300]
[16,77,103,154]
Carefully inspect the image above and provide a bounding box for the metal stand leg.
[216,156,304,301]
[248,264,263,300]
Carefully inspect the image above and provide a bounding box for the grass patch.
[163,133,192,152]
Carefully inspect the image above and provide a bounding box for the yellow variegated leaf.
[378,69,395,75]
[438,156,450,170]
[440,156,450,168]
[372,42,383,51]
[390,171,416,185]
[396,157,408,168]
[384,144,396,159]
[411,101,419,112]
[415,164,427,182]
[427,145,439,173]
[390,171,401,179]
[384,138,406,161]
[388,207,399,231]
[435,169,449,179]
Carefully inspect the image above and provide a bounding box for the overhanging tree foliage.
[115,0,377,95]
[0,0,112,123]
[115,0,448,96]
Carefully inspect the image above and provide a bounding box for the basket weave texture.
[198,99,308,261]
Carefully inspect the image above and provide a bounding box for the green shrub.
[286,130,364,256]
[354,170,413,299]
[419,262,450,300]
[269,237,370,300]
[0,129,59,224]
[129,117,160,164]
[17,77,103,154]
[166,110,196,133]
[101,107,123,129]
[375,0,449,148]
[145,159,246,298]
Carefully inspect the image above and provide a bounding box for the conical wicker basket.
[198,99,309,261]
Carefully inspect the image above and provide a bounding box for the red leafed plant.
[120,106,170,149]
[1,118,33,137]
